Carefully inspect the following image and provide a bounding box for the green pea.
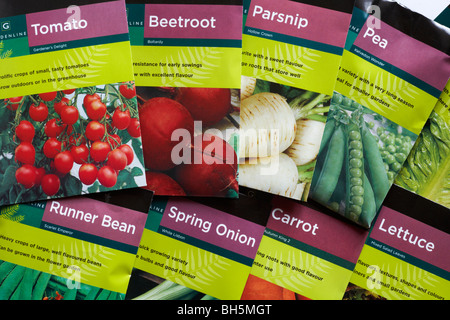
[349,205,362,215]
[387,171,395,180]
[332,93,343,104]
[391,161,402,172]
[395,137,403,146]
[350,177,362,186]
[349,130,361,140]
[342,97,353,107]
[350,140,363,150]
[386,145,396,154]
[377,127,384,135]
[349,158,362,168]
[351,185,364,196]
[385,154,395,164]
[350,149,363,159]
[351,196,364,206]
[367,122,375,129]
[350,168,362,177]
[394,152,407,163]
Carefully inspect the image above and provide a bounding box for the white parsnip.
[240,76,256,100]
[285,119,325,166]
[239,92,297,159]
[239,153,299,198]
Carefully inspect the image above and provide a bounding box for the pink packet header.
[26,0,129,47]
[370,207,450,272]
[246,0,351,48]
[144,4,242,40]
[267,197,369,264]
[353,17,450,90]
[42,197,148,248]
[160,198,265,259]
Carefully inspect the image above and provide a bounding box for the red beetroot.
[143,171,186,196]
[174,133,238,196]
[174,88,231,127]
[139,97,194,171]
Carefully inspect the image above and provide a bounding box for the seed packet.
[0,188,152,300]
[309,0,450,228]
[239,0,354,202]
[343,185,450,300]
[126,0,242,197]
[126,187,271,300]
[240,195,369,300]
[0,0,146,206]
[394,8,450,209]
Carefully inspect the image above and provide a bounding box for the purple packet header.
[160,198,265,259]
[370,207,450,272]
[246,0,351,48]
[144,4,242,40]
[267,197,369,264]
[26,0,129,47]
[353,17,450,90]
[42,197,148,248]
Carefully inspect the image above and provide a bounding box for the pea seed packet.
[126,187,271,300]
[0,0,147,206]
[125,0,242,198]
[0,188,152,300]
[309,0,450,228]
[241,195,369,300]
[239,0,354,202]
[343,185,450,300]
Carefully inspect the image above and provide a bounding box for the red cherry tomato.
[34,167,46,186]
[127,118,141,138]
[83,93,101,106]
[85,121,106,141]
[41,174,60,196]
[119,82,136,99]
[118,144,134,165]
[107,134,121,149]
[15,164,37,189]
[107,148,127,171]
[6,96,22,111]
[90,141,111,162]
[15,142,35,165]
[62,88,76,95]
[29,102,49,122]
[43,138,62,159]
[97,165,117,188]
[39,91,57,102]
[53,97,70,115]
[54,151,74,174]
[85,99,107,121]
[15,120,35,142]
[78,163,98,185]
[112,107,131,130]
[44,118,66,138]
[60,105,79,125]
[70,144,89,164]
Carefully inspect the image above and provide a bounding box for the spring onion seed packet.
[0,0,146,206]
[126,0,242,198]
[0,188,152,300]
[309,0,450,228]
[127,187,271,300]
[239,0,354,202]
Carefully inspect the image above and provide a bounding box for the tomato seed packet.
[241,195,368,300]
[126,187,271,300]
[0,0,146,206]
[309,0,450,228]
[126,0,242,198]
[239,0,354,202]
[344,185,450,300]
[0,188,152,300]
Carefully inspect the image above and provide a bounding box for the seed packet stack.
[126,0,242,198]
[309,0,450,228]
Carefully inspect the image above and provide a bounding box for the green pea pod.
[361,121,390,211]
[345,123,365,222]
[359,173,377,228]
[318,117,336,155]
[311,124,346,205]
[0,265,26,300]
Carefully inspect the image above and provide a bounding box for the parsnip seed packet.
[309,0,450,228]
[239,0,354,202]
